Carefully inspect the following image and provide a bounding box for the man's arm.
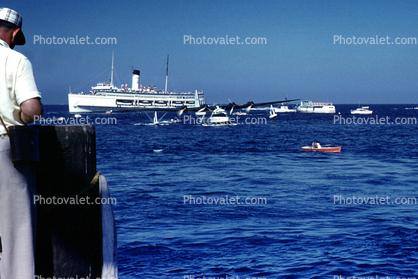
[20,98,43,123]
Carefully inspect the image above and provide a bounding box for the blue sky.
[4,0,418,104]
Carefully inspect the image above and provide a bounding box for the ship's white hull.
[296,101,335,114]
[296,106,336,113]
[68,90,204,113]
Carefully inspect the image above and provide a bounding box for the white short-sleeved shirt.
[0,39,42,135]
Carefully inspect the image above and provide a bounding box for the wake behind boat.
[68,54,204,113]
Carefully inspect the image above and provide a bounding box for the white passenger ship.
[296,100,336,114]
[68,55,204,113]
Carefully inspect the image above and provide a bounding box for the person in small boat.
[312,142,322,149]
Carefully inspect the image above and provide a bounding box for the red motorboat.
[302,142,341,152]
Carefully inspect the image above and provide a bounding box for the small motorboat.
[203,106,232,126]
[351,106,372,115]
[302,142,341,152]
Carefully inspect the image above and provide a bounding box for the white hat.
[0,8,25,45]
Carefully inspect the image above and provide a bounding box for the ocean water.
[44,104,418,279]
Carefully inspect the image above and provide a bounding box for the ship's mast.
[164,54,169,93]
[110,51,114,86]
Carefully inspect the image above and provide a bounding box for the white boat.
[302,142,341,152]
[269,105,277,119]
[152,111,159,125]
[203,106,233,126]
[68,54,204,113]
[296,100,335,114]
[274,105,296,113]
[351,106,373,115]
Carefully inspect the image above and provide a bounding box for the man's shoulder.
[2,48,33,72]
[2,47,29,63]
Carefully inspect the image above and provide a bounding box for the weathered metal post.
[35,125,103,278]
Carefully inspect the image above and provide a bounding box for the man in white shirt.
[0,7,43,279]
